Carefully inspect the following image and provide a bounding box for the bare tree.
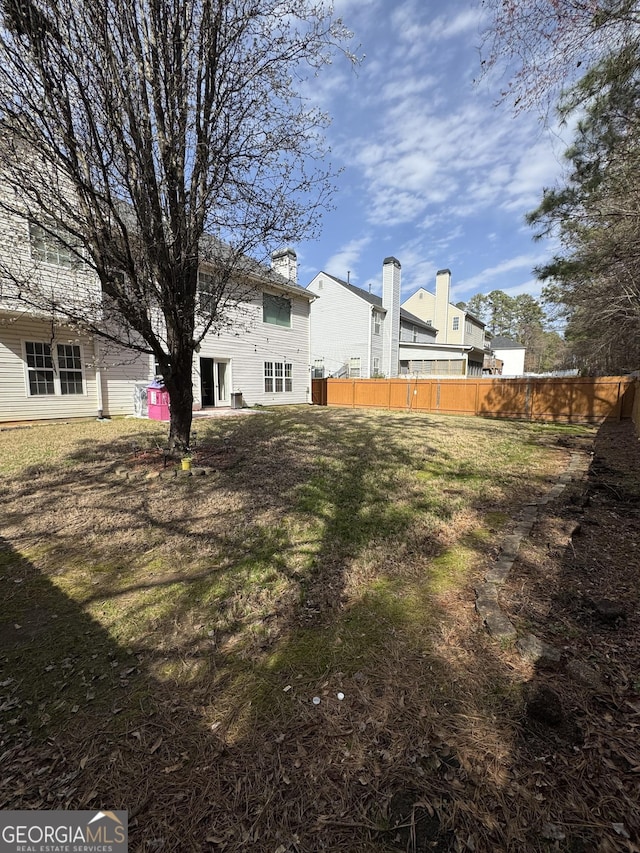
[0,0,356,449]
[479,0,640,113]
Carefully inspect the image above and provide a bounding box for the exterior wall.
[0,313,153,423]
[402,279,485,348]
[0,314,99,422]
[399,318,436,344]
[97,338,154,416]
[494,347,526,377]
[464,317,485,349]
[402,289,436,327]
[307,273,373,378]
[0,192,102,319]
[193,286,312,406]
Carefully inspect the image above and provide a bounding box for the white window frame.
[452,316,460,331]
[373,312,381,335]
[348,357,361,378]
[24,340,86,397]
[313,359,324,379]
[263,292,292,328]
[198,270,218,316]
[264,360,292,393]
[372,357,381,375]
[29,220,78,268]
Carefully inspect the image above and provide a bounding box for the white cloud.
[324,236,372,281]
[454,253,548,298]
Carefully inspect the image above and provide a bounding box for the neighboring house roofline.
[399,307,437,332]
[490,335,525,349]
[309,270,383,308]
[309,272,436,331]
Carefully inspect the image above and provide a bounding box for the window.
[25,342,54,395]
[373,312,381,335]
[412,326,418,342]
[29,221,75,268]
[452,316,460,331]
[373,357,381,375]
[348,357,361,378]
[57,344,83,394]
[264,361,292,393]
[313,359,324,378]
[263,293,291,327]
[465,319,472,337]
[25,342,84,396]
[198,271,217,316]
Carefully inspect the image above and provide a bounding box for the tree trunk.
[164,349,194,453]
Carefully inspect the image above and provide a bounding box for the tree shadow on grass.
[0,407,579,851]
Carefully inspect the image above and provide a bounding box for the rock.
[517,633,562,666]
[566,659,603,689]
[525,684,564,726]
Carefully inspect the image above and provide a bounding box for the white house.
[489,335,526,377]
[307,257,437,379]
[0,185,314,423]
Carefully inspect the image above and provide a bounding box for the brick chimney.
[271,247,297,283]
[382,256,401,378]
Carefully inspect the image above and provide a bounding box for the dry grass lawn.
[0,407,598,851]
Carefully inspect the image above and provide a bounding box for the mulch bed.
[501,420,640,851]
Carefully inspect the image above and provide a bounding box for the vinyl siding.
[0,199,102,318]
[97,338,154,416]
[193,287,312,406]
[0,315,98,421]
[0,315,153,422]
[307,274,374,377]
[402,290,436,328]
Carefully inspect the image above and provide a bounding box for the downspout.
[93,337,104,418]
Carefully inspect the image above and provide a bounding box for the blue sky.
[295,0,569,307]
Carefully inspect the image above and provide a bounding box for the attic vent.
[419,292,423,299]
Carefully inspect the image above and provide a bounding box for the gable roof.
[200,234,313,301]
[491,335,525,349]
[312,271,436,331]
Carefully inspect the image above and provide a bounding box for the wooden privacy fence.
[311,376,638,424]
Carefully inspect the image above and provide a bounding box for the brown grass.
[0,407,606,852]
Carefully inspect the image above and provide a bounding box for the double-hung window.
[25,341,84,396]
[29,221,75,268]
[198,270,217,316]
[348,357,361,378]
[264,361,292,393]
[452,316,460,331]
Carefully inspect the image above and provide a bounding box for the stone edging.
[475,451,586,645]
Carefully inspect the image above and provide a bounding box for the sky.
[294,0,570,308]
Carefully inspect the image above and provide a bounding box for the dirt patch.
[502,420,640,850]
